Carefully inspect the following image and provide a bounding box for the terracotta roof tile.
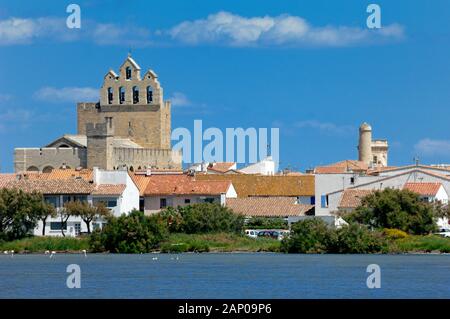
[196,174,314,197]
[338,189,374,209]
[207,162,236,173]
[144,175,231,196]
[92,184,126,196]
[129,173,151,196]
[315,160,368,174]
[404,182,442,196]
[3,179,94,195]
[226,197,314,217]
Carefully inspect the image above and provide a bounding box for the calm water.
[0,253,449,299]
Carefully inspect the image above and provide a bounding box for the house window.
[93,198,117,208]
[146,86,153,104]
[107,87,113,104]
[310,196,315,205]
[160,198,167,209]
[203,198,215,204]
[350,177,355,185]
[126,67,132,80]
[44,196,59,208]
[63,195,87,204]
[50,222,67,231]
[373,156,378,164]
[321,195,328,208]
[132,86,139,104]
[119,87,125,104]
[184,199,191,204]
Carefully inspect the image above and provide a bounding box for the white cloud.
[294,120,354,134]
[0,12,404,48]
[414,138,450,157]
[0,109,32,132]
[0,93,12,104]
[169,92,192,107]
[34,87,99,103]
[168,11,404,47]
[0,17,150,46]
[0,17,77,45]
[91,23,151,46]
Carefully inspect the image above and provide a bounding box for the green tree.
[89,210,168,253]
[343,188,438,235]
[281,218,335,253]
[32,195,57,236]
[170,203,244,234]
[0,188,42,240]
[245,217,288,230]
[64,201,110,234]
[329,223,387,254]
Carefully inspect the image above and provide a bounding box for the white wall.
[240,157,275,175]
[93,168,140,215]
[314,173,380,216]
[326,170,450,214]
[144,195,222,215]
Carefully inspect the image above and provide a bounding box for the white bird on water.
[49,251,56,258]
[10,250,14,257]
[44,250,50,255]
[81,249,87,257]
[3,250,8,255]
[152,256,158,261]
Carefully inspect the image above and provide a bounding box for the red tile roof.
[129,173,151,196]
[143,174,232,196]
[207,162,236,173]
[3,179,94,195]
[338,189,374,209]
[92,184,126,196]
[226,197,314,217]
[404,182,443,196]
[315,160,368,174]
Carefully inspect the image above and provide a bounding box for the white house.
[142,172,238,215]
[0,168,140,237]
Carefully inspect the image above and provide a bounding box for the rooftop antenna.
[413,156,420,166]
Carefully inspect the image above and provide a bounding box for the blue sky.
[1,0,450,172]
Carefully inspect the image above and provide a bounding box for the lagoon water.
[0,253,449,299]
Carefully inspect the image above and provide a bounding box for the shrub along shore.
[1,188,450,254]
[1,232,450,254]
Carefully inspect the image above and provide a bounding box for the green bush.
[344,188,438,235]
[89,210,168,253]
[383,228,409,240]
[160,241,210,253]
[160,203,244,234]
[330,223,387,254]
[245,217,288,230]
[281,218,335,253]
[281,218,387,254]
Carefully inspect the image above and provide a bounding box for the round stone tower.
[358,122,372,165]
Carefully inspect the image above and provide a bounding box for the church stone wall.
[77,102,167,149]
[14,148,86,172]
[112,147,182,170]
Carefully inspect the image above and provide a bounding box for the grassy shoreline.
[2,233,450,254]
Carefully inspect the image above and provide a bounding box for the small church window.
[147,86,153,104]
[132,86,139,104]
[107,87,113,104]
[126,67,132,80]
[119,87,125,104]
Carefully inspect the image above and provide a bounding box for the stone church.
[14,55,182,173]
